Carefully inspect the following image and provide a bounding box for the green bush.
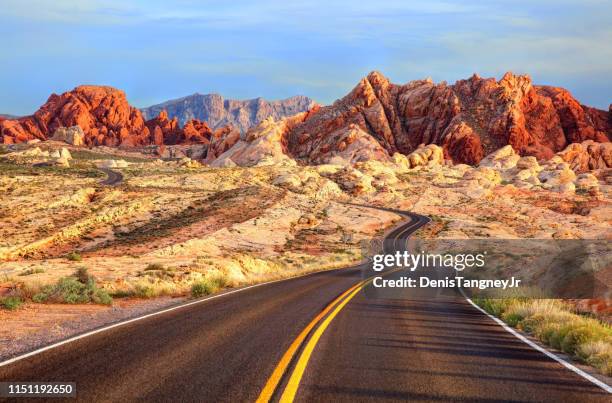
[502,312,524,327]
[33,268,112,305]
[133,284,157,298]
[191,276,228,298]
[0,296,23,310]
[191,280,215,298]
[66,251,82,262]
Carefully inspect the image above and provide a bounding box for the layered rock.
[141,93,316,132]
[217,71,610,166]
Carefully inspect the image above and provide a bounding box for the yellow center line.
[255,279,367,403]
[279,279,372,403]
[257,219,412,402]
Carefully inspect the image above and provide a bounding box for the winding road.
[99,168,124,186]
[0,210,609,402]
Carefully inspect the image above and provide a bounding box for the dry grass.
[475,298,612,376]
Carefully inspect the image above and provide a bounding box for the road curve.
[0,210,609,402]
[99,168,124,185]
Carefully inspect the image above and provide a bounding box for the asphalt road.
[0,210,609,402]
[99,168,124,185]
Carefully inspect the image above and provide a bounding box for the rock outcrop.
[3,75,609,168]
[554,140,612,172]
[141,93,316,133]
[0,86,237,150]
[51,126,85,146]
[143,110,219,145]
[0,86,151,146]
[215,71,610,166]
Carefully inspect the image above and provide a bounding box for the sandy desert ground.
[1,141,610,361]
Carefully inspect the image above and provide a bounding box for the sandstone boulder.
[59,147,72,160]
[51,126,85,146]
[538,164,576,188]
[405,144,444,168]
[574,173,600,192]
[462,167,502,188]
[555,141,612,172]
[516,156,541,171]
[479,145,520,170]
[54,157,70,168]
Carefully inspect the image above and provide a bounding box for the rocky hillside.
[0,86,234,147]
[2,73,609,166]
[217,71,610,166]
[141,93,315,133]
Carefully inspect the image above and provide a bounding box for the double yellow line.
[257,213,418,402]
[256,278,372,403]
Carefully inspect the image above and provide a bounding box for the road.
[0,210,609,402]
[99,168,124,185]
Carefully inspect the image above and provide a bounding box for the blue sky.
[0,0,610,115]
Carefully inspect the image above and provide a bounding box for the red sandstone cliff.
[282,72,610,164]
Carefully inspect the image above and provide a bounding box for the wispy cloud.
[0,0,610,114]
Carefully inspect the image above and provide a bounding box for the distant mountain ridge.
[141,93,316,133]
[0,114,18,119]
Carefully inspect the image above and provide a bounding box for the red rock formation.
[204,126,241,163]
[0,85,151,146]
[555,140,612,172]
[143,110,181,145]
[2,77,609,167]
[182,119,213,144]
[0,86,234,150]
[284,72,610,164]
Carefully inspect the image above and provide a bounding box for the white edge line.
[463,293,612,394]
[0,268,348,369]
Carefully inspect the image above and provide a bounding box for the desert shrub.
[191,280,215,298]
[66,251,82,262]
[475,297,612,376]
[0,296,23,310]
[145,263,165,271]
[129,281,178,298]
[578,341,612,376]
[473,297,512,317]
[191,276,228,298]
[32,268,111,305]
[110,290,134,298]
[18,268,45,276]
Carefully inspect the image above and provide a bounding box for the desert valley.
[1,71,611,376]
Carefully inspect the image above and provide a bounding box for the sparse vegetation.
[32,268,112,305]
[18,268,45,276]
[0,296,23,310]
[191,276,228,298]
[475,298,612,376]
[145,263,165,271]
[66,251,82,262]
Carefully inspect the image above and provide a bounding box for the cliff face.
[263,72,610,165]
[140,93,316,133]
